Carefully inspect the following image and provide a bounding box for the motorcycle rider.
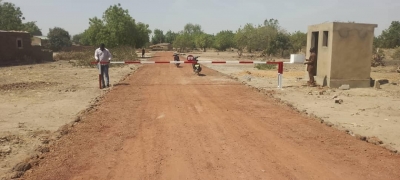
[173,53,180,66]
[192,57,202,73]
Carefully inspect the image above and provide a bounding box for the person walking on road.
[95,43,112,89]
[304,47,317,87]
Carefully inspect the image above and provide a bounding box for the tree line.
[1,1,399,54]
[151,19,307,57]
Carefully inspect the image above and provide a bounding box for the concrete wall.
[330,23,376,88]
[307,23,334,86]
[0,32,53,66]
[306,22,377,88]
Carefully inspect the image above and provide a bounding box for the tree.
[173,33,192,52]
[184,23,202,35]
[72,33,84,45]
[151,29,165,44]
[267,32,291,57]
[23,21,42,36]
[48,27,72,51]
[80,3,151,48]
[165,30,178,44]
[234,27,247,56]
[255,24,278,52]
[235,23,257,53]
[135,22,152,48]
[377,21,400,48]
[289,31,307,53]
[101,3,137,47]
[214,30,235,51]
[82,17,105,46]
[195,33,214,52]
[169,23,203,51]
[0,1,24,30]
[264,18,279,30]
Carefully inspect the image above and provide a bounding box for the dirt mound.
[0,81,59,91]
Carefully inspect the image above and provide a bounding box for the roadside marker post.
[91,60,284,89]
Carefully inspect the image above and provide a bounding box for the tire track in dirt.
[22,52,400,180]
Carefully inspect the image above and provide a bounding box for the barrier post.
[266,61,283,89]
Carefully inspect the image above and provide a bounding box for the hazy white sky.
[6,0,400,36]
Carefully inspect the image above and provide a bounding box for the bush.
[254,63,276,70]
[391,47,400,60]
[371,48,385,67]
[54,46,137,67]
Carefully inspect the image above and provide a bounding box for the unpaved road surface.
[23,52,400,180]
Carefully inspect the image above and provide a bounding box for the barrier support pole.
[267,62,283,89]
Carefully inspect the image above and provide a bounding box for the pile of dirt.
[0,81,59,91]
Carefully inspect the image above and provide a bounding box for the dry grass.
[391,48,400,60]
[54,46,138,67]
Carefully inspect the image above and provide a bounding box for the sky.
[6,0,400,37]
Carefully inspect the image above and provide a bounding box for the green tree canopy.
[23,21,42,36]
[289,31,307,53]
[213,30,235,51]
[151,29,165,44]
[48,27,72,51]
[0,1,24,30]
[81,3,151,48]
[195,33,214,52]
[0,1,43,37]
[72,33,85,45]
[267,32,291,57]
[165,30,178,44]
[173,32,192,52]
[172,23,204,51]
[376,21,400,48]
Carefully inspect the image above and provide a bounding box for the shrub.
[391,47,400,60]
[254,63,276,70]
[371,48,385,67]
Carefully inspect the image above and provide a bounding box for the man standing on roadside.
[304,47,317,87]
[95,43,112,89]
[142,48,145,58]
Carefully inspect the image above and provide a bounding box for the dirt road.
[23,52,400,180]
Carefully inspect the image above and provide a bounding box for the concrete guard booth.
[306,22,377,88]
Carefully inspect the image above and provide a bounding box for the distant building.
[31,36,49,47]
[0,30,53,66]
[149,43,172,51]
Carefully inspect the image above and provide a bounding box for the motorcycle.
[173,54,180,67]
[192,56,202,75]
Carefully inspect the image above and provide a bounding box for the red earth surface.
[22,52,400,180]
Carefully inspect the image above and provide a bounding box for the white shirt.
[94,48,112,62]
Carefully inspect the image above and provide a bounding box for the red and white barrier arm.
[92,60,281,66]
[93,61,284,89]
